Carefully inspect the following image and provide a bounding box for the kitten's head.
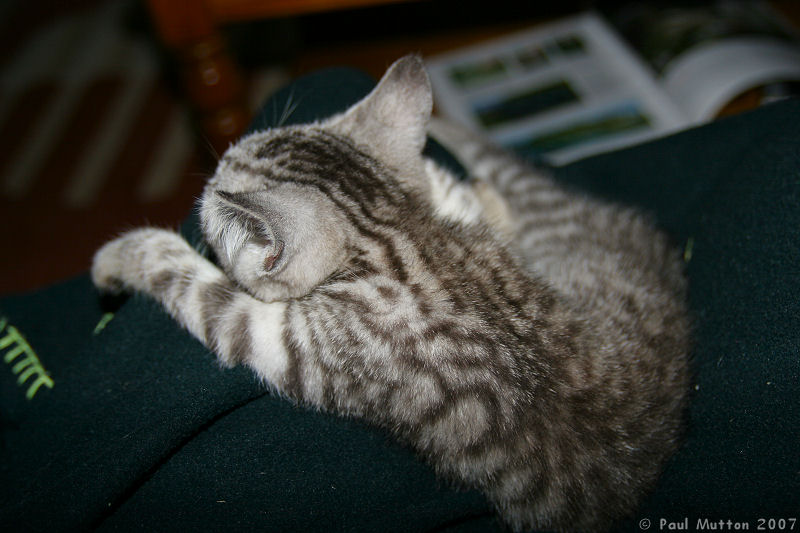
[200,55,433,301]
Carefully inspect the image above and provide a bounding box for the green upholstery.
[557,100,800,529]
[1,66,797,532]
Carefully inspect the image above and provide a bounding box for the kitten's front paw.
[92,235,134,293]
[91,228,188,293]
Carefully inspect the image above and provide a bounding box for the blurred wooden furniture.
[146,0,418,152]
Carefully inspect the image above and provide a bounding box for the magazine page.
[427,12,689,166]
[609,1,800,121]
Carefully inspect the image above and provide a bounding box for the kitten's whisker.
[278,90,303,127]
[199,134,222,162]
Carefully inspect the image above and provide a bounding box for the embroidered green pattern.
[93,312,115,335]
[683,236,695,263]
[0,317,54,400]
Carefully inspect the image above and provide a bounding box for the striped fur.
[92,56,690,532]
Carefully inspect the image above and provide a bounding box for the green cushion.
[556,101,800,528]
[1,67,797,532]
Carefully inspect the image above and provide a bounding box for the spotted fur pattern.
[92,56,690,532]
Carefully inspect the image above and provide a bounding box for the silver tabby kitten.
[92,56,690,532]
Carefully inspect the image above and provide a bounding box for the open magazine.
[426,3,800,165]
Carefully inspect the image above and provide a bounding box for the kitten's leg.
[92,228,290,387]
[429,118,686,330]
[428,117,589,268]
[428,118,571,217]
[471,179,515,240]
[424,158,515,242]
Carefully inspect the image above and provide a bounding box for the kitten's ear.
[215,190,270,223]
[213,190,285,271]
[333,55,433,162]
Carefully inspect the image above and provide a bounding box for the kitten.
[92,55,690,532]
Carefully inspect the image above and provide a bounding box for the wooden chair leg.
[146,0,250,153]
